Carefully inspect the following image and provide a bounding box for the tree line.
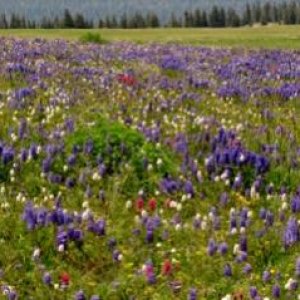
[2,1,300,29]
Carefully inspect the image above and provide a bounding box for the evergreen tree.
[0,13,8,29]
[201,11,208,27]
[120,13,128,28]
[10,13,22,28]
[98,18,104,28]
[169,12,180,27]
[209,6,225,27]
[105,16,111,28]
[147,12,160,28]
[242,3,252,25]
[226,8,240,27]
[194,9,202,27]
[111,15,118,28]
[63,9,74,28]
[74,13,87,28]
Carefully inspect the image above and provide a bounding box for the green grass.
[0,25,300,48]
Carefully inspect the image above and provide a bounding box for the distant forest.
[1,1,300,28]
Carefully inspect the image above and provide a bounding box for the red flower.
[60,272,70,285]
[117,74,137,86]
[135,197,144,211]
[162,259,172,276]
[148,198,157,211]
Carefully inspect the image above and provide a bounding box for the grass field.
[0,25,300,48]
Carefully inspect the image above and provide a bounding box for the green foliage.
[79,32,107,44]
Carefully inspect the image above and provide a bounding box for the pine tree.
[169,13,180,27]
[194,9,202,27]
[226,8,240,27]
[0,13,8,29]
[74,13,86,28]
[98,19,104,28]
[242,3,252,25]
[111,15,118,28]
[147,12,160,28]
[63,9,74,28]
[201,11,208,27]
[120,13,128,28]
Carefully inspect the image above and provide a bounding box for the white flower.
[82,201,89,209]
[156,158,163,166]
[240,227,246,234]
[176,203,182,211]
[125,200,132,209]
[233,244,240,255]
[82,209,90,221]
[175,224,182,231]
[117,254,123,261]
[231,228,238,235]
[181,194,187,202]
[281,202,288,210]
[58,244,64,252]
[147,164,153,171]
[54,283,59,290]
[221,294,232,300]
[201,221,207,230]
[32,248,41,259]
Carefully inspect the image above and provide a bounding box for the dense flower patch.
[0,38,299,299]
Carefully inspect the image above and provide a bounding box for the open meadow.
[1,25,300,48]
[0,27,299,299]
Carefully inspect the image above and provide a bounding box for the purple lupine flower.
[92,219,106,236]
[65,177,76,188]
[43,272,52,285]
[219,192,229,206]
[56,230,68,249]
[239,235,247,252]
[272,284,280,298]
[223,263,232,277]
[296,257,300,276]
[42,157,52,173]
[235,251,247,263]
[107,237,117,250]
[84,138,94,155]
[146,229,154,243]
[291,195,300,213]
[249,286,258,298]
[184,180,194,197]
[90,296,100,300]
[18,119,27,139]
[67,154,77,167]
[207,239,217,256]
[22,201,37,230]
[218,242,228,255]
[187,288,197,300]
[112,249,122,262]
[20,148,28,162]
[2,147,14,165]
[283,217,300,248]
[8,290,17,300]
[259,208,267,219]
[262,270,271,283]
[74,290,86,300]
[243,263,252,274]
[265,211,274,227]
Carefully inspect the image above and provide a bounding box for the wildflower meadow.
[0,37,299,299]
